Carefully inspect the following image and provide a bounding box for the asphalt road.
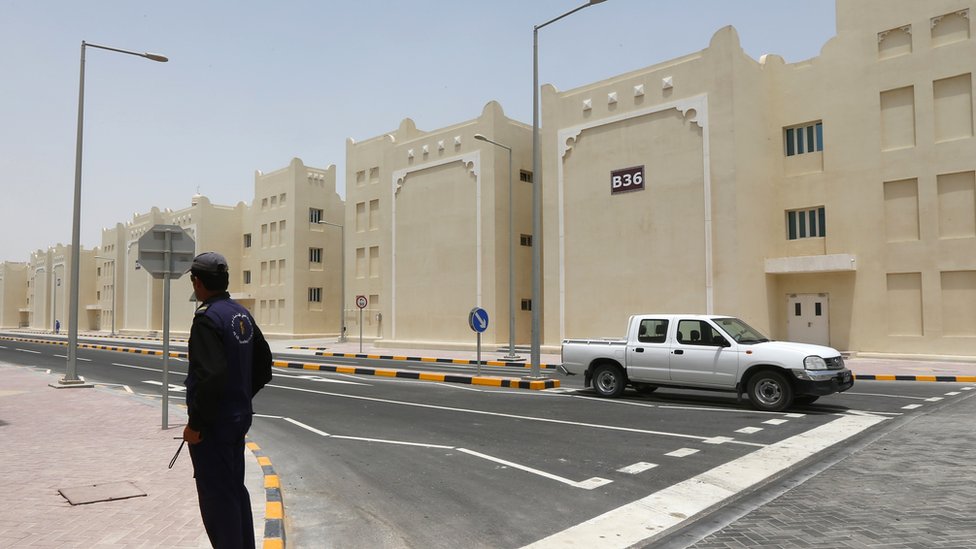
[0,337,969,548]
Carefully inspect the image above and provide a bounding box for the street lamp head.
[473,134,488,141]
[589,0,608,4]
[144,53,169,62]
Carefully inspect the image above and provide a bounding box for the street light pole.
[318,220,346,342]
[61,41,167,387]
[531,0,608,379]
[474,134,521,362]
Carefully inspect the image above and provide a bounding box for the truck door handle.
[673,349,684,355]
[635,348,644,353]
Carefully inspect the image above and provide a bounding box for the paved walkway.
[0,363,270,548]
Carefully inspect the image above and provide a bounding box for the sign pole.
[477,332,482,376]
[162,230,171,430]
[359,307,363,353]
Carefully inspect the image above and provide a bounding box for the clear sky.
[0,0,837,263]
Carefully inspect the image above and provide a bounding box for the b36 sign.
[610,165,645,195]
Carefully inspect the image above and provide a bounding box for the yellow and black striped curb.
[247,441,286,549]
[855,374,976,382]
[274,360,560,390]
[0,335,189,358]
[310,350,558,370]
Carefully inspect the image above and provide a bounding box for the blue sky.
[0,1,837,262]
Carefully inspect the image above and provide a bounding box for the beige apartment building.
[0,262,28,328]
[345,102,533,349]
[25,245,97,333]
[541,0,976,358]
[2,0,972,359]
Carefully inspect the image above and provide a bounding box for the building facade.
[346,102,533,349]
[0,262,28,328]
[541,0,976,358]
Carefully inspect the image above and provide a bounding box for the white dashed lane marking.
[763,419,789,426]
[618,462,658,475]
[665,448,699,458]
[736,426,763,434]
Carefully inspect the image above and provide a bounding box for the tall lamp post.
[61,41,167,387]
[531,0,608,378]
[474,134,521,362]
[317,220,346,342]
[95,256,116,336]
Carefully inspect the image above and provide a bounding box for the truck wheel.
[793,395,819,406]
[746,370,793,412]
[592,364,626,398]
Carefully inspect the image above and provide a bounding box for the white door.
[787,294,829,346]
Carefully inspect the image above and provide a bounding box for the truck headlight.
[804,356,828,370]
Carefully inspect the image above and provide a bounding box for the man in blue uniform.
[183,252,273,548]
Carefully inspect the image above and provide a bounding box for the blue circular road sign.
[468,307,489,333]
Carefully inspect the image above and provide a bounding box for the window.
[676,319,726,346]
[785,122,823,156]
[521,299,532,311]
[309,208,323,224]
[309,287,322,302]
[243,233,252,248]
[309,247,323,263]
[520,234,533,247]
[787,207,826,240]
[243,270,251,285]
[520,170,533,183]
[637,319,668,343]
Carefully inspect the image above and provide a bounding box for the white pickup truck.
[561,314,853,411]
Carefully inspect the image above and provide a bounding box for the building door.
[787,294,829,346]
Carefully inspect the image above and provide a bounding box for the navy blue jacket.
[185,292,272,433]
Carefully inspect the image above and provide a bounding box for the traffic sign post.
[355,295,368,353]
[468,307,489,375]
[137,225,195,429]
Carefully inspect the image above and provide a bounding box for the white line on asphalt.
[962,387,975,391]
[845,409,902,417]
[664,448,699,458]
[284,417,332,437]
[945,391,961,396]
[763,419,789,426]
[333,435,455,449]
[458,448,613,490]
[902,404,923,409]
[142,380,186,392]
[123,385,133,393]
[925,397,944,402]
[55,354,67,358]
[848,391,931,400]
[78,357,91,362]
[736,427,763,434]
[266,383,766,447]
[617,462,658,475]
[16,349,40,354]
[522,413,889,548]
[112,362,166,374]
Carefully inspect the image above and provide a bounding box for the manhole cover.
[58,481,146,505]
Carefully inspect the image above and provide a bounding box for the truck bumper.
[791,368,854,396]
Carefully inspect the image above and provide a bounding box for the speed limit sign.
[356,295,368,309]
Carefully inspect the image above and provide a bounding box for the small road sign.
[469,307,489,333]
[136,225,195,279]
[356,295,368,309]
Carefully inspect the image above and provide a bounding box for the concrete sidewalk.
[0,363,274,548]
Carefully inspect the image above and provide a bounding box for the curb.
[0,336,189,358]
[274,360,560,390]
[311,350,559,370]
[247,441,286,549]
[855,374,976,382]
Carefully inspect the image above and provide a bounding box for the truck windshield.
[715,317,770,344]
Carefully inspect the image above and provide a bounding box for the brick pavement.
[0,363,265,548]
[680,388,976,549]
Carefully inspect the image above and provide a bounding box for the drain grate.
[58,481,146,505]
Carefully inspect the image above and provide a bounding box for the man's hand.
[183,425,203,445]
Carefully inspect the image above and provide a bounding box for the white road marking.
[16,349,40,354]
[78,357,91,362]
[665,448,699,458]
[113,362,162,373]
[763,419,789,426]
[458,448,612,490]
[142,380,186,392]
[784,413,805,418]
[963,387,974,391]
[736,426,763,434]
[278,415,607,489]
[925,397,944,402]
[522,413,889,548]
[267,383,764,448]
[945,391,961,396]
[617,462,658,475]
[123,385,133,394]
[902,404,923,410]
[849,392,930,400]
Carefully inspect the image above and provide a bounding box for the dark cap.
[189,251,228,274]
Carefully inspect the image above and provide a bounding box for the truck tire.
[746,370,793,412]
[592,363,626,398]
